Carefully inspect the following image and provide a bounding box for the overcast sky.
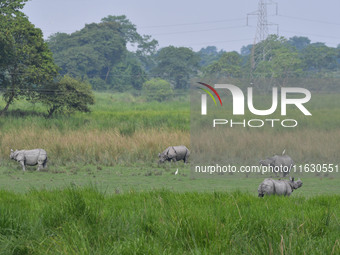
[23,0,340,52]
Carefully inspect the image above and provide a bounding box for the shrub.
[40,75,95,117]
[142,78,173,102]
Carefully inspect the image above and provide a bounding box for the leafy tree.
[287,36,311,51]
[0,0,27,16]
[152,46,200,89]
[48,15,157,91]
[101,15,158,72]
[240,44,253,56]
[256,36,302,83]
[39,75,94,118]
[48,21,125,83]
[300,43,338,72]
[101,15,157,56]
[142,78,173,102]
[203,51,243,78]
[198,46,224,67]
[109,53,147,91]
[0,0,58,115]
[254,46,302,86]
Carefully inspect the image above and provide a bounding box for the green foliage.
[88,77,108,90]
[101,15,158,56]
[100,15,158,72]
[197,46,224,67]
[152,46,200,89]
[108,52,148,91]
[0,187,338,254]
[48,15,157,91]
[242,35,340,82]
[39,75,95,117]
[0,3,58,114]
[203,51,243,78]
[254,46,303,86]
[287,36,311,51]
[48,21,125,82]
[0,91,190,132]
[142,78,174,102]
[300,43,339,72]
[0,0,27,16]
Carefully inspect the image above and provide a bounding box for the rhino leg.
[19,161,26,171]
[43,159,47,169]
[37,160,44,171]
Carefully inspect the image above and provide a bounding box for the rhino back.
[259,179,292,196]
[273,155,294,167]
[23,149,47,165]
[172,146,189,159]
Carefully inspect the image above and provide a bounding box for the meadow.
[0,91,339,254]
[0,91,339,192]
[0,92,189,166]
[1,91,339,167]
[0,187,338,254]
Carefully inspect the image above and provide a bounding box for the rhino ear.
[158,153,160,157]
[11,149,13,152]
[292,177,295,182]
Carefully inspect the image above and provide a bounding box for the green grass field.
[0,163,339,196]
[0,187,338,254]
[0,91,339,254]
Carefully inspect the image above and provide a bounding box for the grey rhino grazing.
[258,177,302,197]
[10,149,48,171]
[259,151,294,177]
[158,145,190,163]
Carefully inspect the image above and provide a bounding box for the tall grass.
[0,129,189,165]
[0,187,338,254]
[191,128,340,165]
[190,91,340,165]
[1,92,340,166]
[0,92,190,165]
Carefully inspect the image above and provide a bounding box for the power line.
[179,38,254,47]
[152,25,248,36]
[278,14,340,26]
[280,29,340,41]
[37,17,247,34]
[138,17,246,29]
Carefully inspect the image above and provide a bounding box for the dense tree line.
[47,15,157,91]
[206,35,340,79]
[2,0,340,115]
[47,18,340,92]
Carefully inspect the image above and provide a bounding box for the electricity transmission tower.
[247,0,279,71]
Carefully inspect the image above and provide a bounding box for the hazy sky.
[23,0,340,52]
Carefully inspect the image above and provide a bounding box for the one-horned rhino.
[259,150,294,177]
[258,177,303,197]
[10,149,48,171]
[158,145,190,163]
